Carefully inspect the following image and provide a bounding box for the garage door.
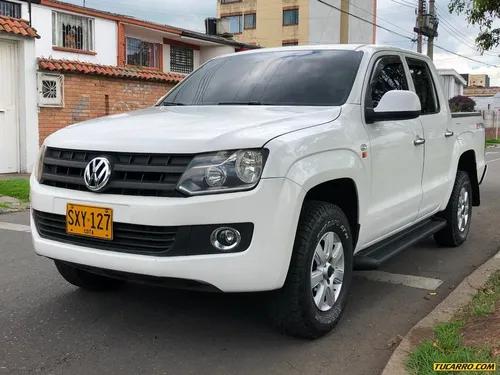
[0,39,19,173]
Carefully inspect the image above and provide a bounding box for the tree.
[449,0,500,52]
[449,95,476,112]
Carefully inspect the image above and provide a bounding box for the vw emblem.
[84,157,112,192]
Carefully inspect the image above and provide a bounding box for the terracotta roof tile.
[0,16,40,38]
[38,58,186,84]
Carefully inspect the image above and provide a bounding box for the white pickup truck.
[31,45,486,338]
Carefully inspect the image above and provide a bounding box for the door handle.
[414,137,426,146]
[445,129,454,137]
[0,109,6,113]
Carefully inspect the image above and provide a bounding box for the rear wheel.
[55,261,124,291]
[434,171,472,247]
[270,201,353,339]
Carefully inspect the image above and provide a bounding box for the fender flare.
[441,131,479,208]
[286,148,368,227]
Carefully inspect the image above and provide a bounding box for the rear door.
[361,54,425,245]
[405,57,453,218]
[0,40,19,173]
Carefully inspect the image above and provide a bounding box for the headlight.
[34,145,46,182]
[177,149,268,195]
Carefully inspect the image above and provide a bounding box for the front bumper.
[30,176,304,292]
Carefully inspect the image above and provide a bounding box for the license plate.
[66,203,113,240]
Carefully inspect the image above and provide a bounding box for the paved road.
[1,152,500,375]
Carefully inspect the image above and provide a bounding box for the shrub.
[449,95,476,112]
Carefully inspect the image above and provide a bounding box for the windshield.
[160,50,363,107]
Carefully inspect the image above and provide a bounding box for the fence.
[481,109,500,140]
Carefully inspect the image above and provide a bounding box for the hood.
[45,105,341,153]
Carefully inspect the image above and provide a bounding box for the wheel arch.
[303,178,360,249]
[285,149,367,251]
[457,150,480,206]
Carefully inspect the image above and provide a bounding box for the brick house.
[0,0,256,173]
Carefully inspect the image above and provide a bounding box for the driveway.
[1,152,499,375]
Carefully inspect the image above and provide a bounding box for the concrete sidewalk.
[382,249,500,375]
[0,173,30,180]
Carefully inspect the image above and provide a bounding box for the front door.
[0,39,19,173]
[361,55,425,245]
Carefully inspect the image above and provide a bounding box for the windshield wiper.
[217,101,267,105]
[162,102,186,106]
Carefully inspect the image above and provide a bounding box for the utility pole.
[414,0,424,53]
[427,0,435,59]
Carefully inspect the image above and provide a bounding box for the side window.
[368,56,408,108]
[406,58,439,114]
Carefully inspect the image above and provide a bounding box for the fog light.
[210,227,241,251]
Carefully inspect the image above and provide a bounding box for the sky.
[64,0,500,85]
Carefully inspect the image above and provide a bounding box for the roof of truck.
[216,44,430,60]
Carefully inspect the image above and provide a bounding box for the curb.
[0,196,30,214]
[381,249,500,375]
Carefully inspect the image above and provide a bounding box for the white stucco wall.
[30,4,117,65]
[439,75,464,100]
[0,33,39,172]
[472,95,500,111]
[19,38,39,172]
[308,0,341,44]
[162,43,171,72]
[348,0,375,43]
[308,0,374,44]
[199,45,235,64]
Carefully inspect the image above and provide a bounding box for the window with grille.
[221,15,242,34]
[170,46,194,74]
[244,13,256,29]
[52,11,94,51]
[0,0,21,18]
[283,8,299,26]
[38,73,64,107]
[126,37,161,68]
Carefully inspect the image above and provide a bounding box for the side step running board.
[354,218,447,270]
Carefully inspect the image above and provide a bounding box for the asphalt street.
[1,151,499,375]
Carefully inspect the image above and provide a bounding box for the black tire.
[55,261,124,291]
[434,170,473,247]
[270,200,353,339]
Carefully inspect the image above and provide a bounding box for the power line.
[438,21,478,50]
[317,0,417,42]
[432,43,499,67]
[317,0,499,68]
[347,0,415,39]
[388,0,416,9]
[434,4,500,57]
[398,0,418,6]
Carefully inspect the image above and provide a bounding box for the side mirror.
[365,90,421,124]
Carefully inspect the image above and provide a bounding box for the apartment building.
[216,0,377,47]
[468,74,490,88]
[0,0,255,173]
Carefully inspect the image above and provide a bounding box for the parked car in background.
[31,45,486,338]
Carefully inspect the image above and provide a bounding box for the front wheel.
[434,170,473,247]
[270,201,353,339]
